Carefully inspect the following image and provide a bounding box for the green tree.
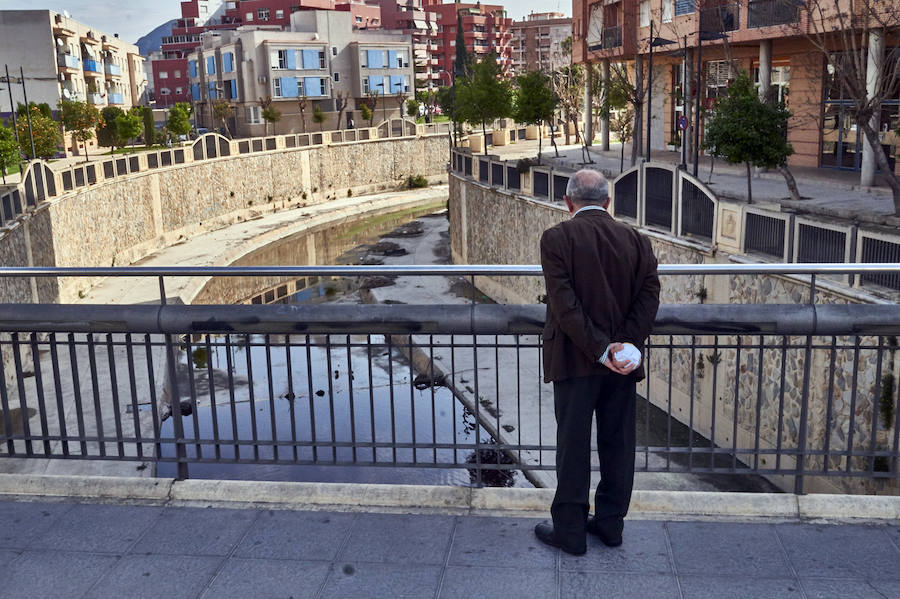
[456,55,513,155]
[513,70,557,165]
[115,109,143,151]
[167,103,192,139]
[703,71,793,203]
[360,102,373,127]
[141,106,156,147]
[97,106,124,150]
[406,98,420,119]
[59,100,102,162]
[258,96,280,135]
[311,105,326,131]
[600,76,633,172]
[211,99,234,138]
[0,124,19,184]
[436,85,458,142]
[17,102,53,120]
[16,107,61,160]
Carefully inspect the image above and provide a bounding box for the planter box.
[492,130,509,146]
[468,135,484,153]
[525,125,541,140]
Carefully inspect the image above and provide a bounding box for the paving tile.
[777,523,900,580]
[560,571,679,598]
[668,521,792,578]
[320,562,442,599]
[802,578,900,599]
[448,516,555,569]
[679,575,803,598]
[339,513,454,566]
[85,554,223,599]
[560,520,671,574]
[131,507,258,556]
[201,557,330,599]
[439,565,557,599]
[0,500,73,548]
[28,503,162,553]
[0,550,119,599]
[234,510,355,561]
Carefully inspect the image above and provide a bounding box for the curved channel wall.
[0,131,450,305]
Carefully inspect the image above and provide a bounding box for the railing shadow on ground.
[0,264,898,495]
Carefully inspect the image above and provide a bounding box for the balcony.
[747,0,801,28]
[602,25,623,49]
[700,3,741,33]
[83,59,101,73]
[57,54,81,71]
[87,93,104,105]
[108,93,124,105]
[105,63,122,77]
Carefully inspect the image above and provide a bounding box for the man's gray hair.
[565,169,609,204]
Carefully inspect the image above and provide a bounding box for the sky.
[0,0,569,46]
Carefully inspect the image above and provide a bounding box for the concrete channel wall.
[448,173,899,495]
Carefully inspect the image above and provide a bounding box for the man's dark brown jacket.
[540,208,660,383]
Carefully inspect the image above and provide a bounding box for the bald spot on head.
[565,169,609,207]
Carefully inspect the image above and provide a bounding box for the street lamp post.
[646,22,675,162]
[377,82,387,123]
[19,67,36,161]
[2,65,20,147]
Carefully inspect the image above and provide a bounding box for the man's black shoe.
[534,521,587,556]
[586,517,623,547]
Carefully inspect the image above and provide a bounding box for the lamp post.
[19,67,36,161]
[2,65,20,147]
[377,82,387,123]
[646,21,675,162]
[692,29,729,177]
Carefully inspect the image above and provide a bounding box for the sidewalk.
[0,495,898,599]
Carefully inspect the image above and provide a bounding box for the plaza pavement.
[0,487,898,599]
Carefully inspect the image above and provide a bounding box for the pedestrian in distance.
[534,168,661,556]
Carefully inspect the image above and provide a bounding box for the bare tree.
[297,95,308,133]
[334,91,349,129]
[794,0,900,212]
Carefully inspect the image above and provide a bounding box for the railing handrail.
[0,303,898,336]
[0,264,899,278]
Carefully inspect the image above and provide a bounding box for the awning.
[413,20,427,29]
[427,21,438,31]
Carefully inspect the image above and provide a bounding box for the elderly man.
[535,169,660,555]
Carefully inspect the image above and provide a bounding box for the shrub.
[406,175,428,189]
[516,157,536,174]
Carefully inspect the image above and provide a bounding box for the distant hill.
[137,19,176,56]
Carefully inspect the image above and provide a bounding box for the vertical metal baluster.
[409,335,416,464]
[429,335,437,464]
[86,334,107,458]
[666,336,674,471]
[29,333,51,456]
[731,336,742,472]
[0,338,17,454]
[494,334,500,473]
[644,341,651,470]
[537,334,543,473]
[450,334,458,466]
[346,335,357,463]
[305,335,318,463]
[183,336,202,460]
[845,336,862,474]
[124,334,143,459]
[105,333,125,458]
[325,335,337,463]
[264,335,278,462]
[387,335,397,464]
[795,331,814,494]
[143,334,162,461]
[48,334,69,457]
[11,334,33,456]
[775,337,788,473]
[225,335,240,460]
[823,337,838,473]
[516,335,522,465]
[688,335,696,471]
[868,337,885,475]
[473,327,482,487]
[366,335,375,463]
[709,335,720,470]
[752,336,764,472]
[205,335,221,461]
[244,335,259,462]
[67,334,88,457]
[891,336,900,476]
[284,335,297,463]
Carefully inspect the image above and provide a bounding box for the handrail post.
[159,275,189,480]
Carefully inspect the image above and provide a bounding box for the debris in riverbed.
[179,400,193,416]
[413,373,446,390]
[315,389,325,397]
[359,276,396,290]
[382,221,424,238]
[369,241,408,256]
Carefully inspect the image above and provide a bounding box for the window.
[706,60,737,100]
[640,1,650,27]
[159,71,168,79]
[663,0,674,22]
[754,64,791,103]
[246,106,262,123]
[360,50,367,68]
[332,47,337,56]
[258,8,270,21]
[675,0,696,16]
[333,72,340,82]
[174,70,181,78]
[355,15,363,23]
[274,77,282,96]
[160,87,171,95]
[276,9,284,19]
[245,12,253,22]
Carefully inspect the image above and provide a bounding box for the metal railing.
[0,265,899,493]
[748,0,801,28]
[700,2,741,33]
[602,26,622,50]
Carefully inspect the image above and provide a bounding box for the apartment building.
[188,9,412,136]
[375,1,440,88]
[0,10,146,114]
[423,2,513,85]
[510,11,572,76]
[572,0,900,182]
